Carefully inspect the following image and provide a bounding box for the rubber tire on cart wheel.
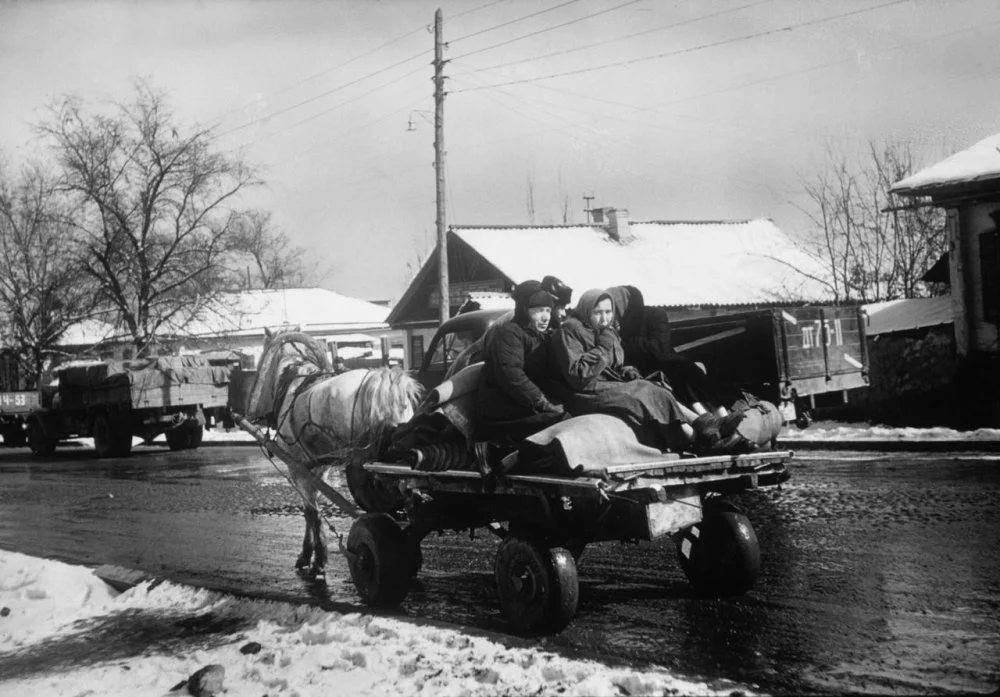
[27,419,57,457]
[346,461,405,513]
[494,537,579,635]
[346,513,410,606]
[93,415,132,458]
[675,505,761,596]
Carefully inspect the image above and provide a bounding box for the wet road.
[0,444,998,695]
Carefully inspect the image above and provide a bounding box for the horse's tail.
[351,366,424,453]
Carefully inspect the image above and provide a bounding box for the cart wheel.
[346,513,410,606]
[494,537,579,635]
[402,526,423,579]
[27,418,57,457]
[675,505,761,596]
[346,461,404,513]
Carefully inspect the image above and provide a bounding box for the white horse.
[246,330,423,578]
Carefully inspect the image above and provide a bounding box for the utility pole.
[434,8,449,325]
[583,193,595,223]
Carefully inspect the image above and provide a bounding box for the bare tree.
[796,139,946,303]
[0,160,101,380]
[227,210,318,290]
[37,81,259,355]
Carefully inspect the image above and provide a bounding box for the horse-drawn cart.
[239,331,793,635]
[348,447,791,635]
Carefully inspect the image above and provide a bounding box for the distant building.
[57,288,404,368]
[388,208,832,370]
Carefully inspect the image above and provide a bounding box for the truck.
[667,305,869,426]
[416,304,869,426]
[0,348,38,447]
[25,355,231,458]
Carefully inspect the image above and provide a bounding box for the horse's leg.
[295,473,317,572]
[311,467,329,578]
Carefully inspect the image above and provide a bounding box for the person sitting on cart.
[605,285,728,415]
[547,287,700,453]
[540,275,573,329]
[605,285,756,452]
[476,279,569,446]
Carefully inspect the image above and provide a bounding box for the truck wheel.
[1,425,26,448]
[675,505,761,596]
[188,424,203,449]
[495,537,579,635]
[346,513,410,606]
[165,424,201,451]
[27,419,56,457]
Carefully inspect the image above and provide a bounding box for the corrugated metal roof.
[452,219,830,307]
[862,296,953,335]
[892,133,1000,194]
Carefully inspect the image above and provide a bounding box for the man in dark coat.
[477,280,567,443]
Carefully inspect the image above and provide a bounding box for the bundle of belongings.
[391,363,784,477]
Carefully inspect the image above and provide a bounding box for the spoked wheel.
[346,513,410,606]
[27,418,57,457]
[675,501,761,596]
[93,414,132,458]
[346,461,405,513]
[494,537,579,635]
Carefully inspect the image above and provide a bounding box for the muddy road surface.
[0,444,997,695]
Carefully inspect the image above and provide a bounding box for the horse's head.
[247,329,333,425]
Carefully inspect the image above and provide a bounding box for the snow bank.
[0,550,756,696]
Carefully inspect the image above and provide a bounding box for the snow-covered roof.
[892,133,1000,195]
[452,219,830,307]
[863,296,953,335]
[177,288,389,337]
[59,289,390,346]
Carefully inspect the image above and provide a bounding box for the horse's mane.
[352,366,425,452]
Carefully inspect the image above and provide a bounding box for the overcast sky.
[2,0,999,302]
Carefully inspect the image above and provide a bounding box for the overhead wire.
[215,48,431,139]
[449,0,644,61]
[448,0,586,43]
[452,0,915,92]
[461,0,775,72]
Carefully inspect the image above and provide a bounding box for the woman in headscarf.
[547,288,698,453]
[477,279,568,443]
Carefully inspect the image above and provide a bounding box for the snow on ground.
[0,550,753,697]
[777,421,1000,442]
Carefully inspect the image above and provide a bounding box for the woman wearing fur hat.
[477,279,568,443]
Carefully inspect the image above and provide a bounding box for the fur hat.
[540,275,573,306]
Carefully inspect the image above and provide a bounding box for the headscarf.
[572,288,613,330]
[511,279,554,326]
[605,285,645,337]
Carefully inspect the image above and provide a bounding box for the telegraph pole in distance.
[434,8,449,325]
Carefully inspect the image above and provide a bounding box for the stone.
[240,641,262,655]
[186,664,225,697]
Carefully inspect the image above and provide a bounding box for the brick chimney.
[605,207,633,244]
